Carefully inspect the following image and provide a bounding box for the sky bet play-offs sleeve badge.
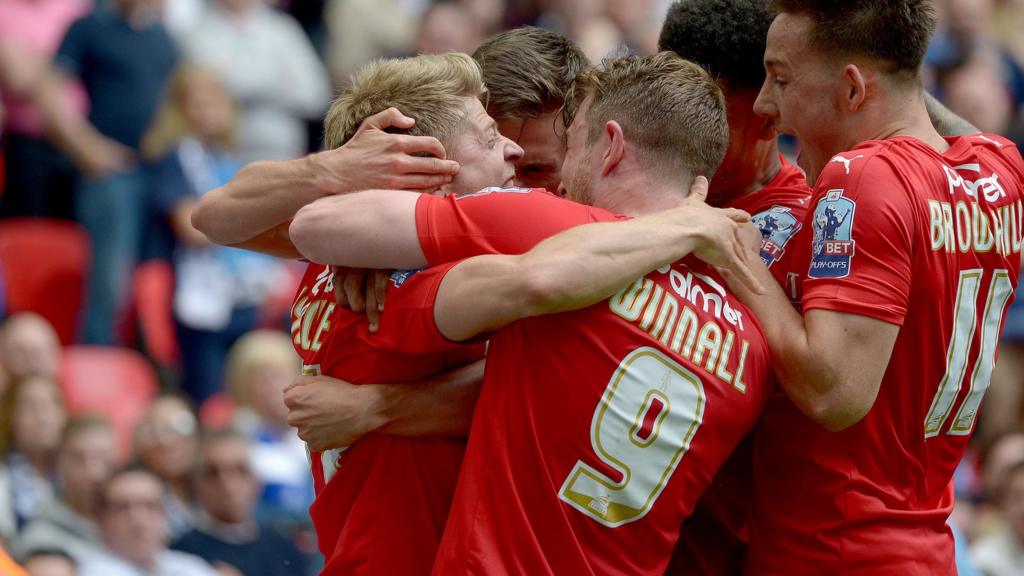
[809,189,857,279]
[389,269,421,288]
[752,206,802,268]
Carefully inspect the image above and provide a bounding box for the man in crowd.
[16,416,118,564]
[172,429,307,576]
[78,466,216,576]
[714,1,1024,573]
[31,0,177,345]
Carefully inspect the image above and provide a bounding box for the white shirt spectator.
[181,1,329,163]
[972,528,1024,576]
[79,549,218,576]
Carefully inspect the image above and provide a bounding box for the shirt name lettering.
[609,277,751,393]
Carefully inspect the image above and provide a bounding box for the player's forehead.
[764,13,815,71]
[462,97,498,136]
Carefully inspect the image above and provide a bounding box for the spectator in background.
[323,0,424,88]
[929,0,1024,119]
[415,1,486,55]
[173,429,307,576]
[225,331,311,519]
[973,457,1024,575]
[535,0,626,63]
[15,415,118,564]
[0,0,90,220]
[20,549,75,576]
[0,546,28,576]
[142,66,291,403]
[0,375,67,538]
[134,395,199,540]
[181,0,329,164]
[28,0,178,346]
[0,313,61,387]
[78,466,216,576]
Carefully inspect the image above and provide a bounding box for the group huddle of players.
[191,0,1024,574]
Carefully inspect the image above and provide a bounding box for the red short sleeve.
[414,187,621,266]
[801,155,914,325]
[357,264,462,354]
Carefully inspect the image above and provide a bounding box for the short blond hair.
[225,330,300,408]
[574,52,729,181]
[323,52,486,150]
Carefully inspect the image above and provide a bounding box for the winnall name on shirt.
[608,265,753,393]
[930,165,1024,256]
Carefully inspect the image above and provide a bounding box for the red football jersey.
[368,188,771,575]
[290,262,481,575]
[668,157,811,576]
[748,134,1024,575]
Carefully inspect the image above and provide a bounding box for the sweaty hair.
[323,52,486,150]
[773,0,937,80]
[658,0,776,91]
[472,26,590,127]
[574,52,729,181]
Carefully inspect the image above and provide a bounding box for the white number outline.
[925,269,1014,438]
[559,347,705,527]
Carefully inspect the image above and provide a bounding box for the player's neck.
[710,140,781,206]
[597,175,688,217]
[851,90,949,153]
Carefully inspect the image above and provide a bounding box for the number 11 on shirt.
[925,269,1014,438]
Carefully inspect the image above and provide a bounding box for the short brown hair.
[774,0,937,80]
[323,52,486,150]
[472,27,590,126]
[60,414,113,450]
[574,52,729,181]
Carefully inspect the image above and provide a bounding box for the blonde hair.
[141,65,237,161]
[574,52,729,181]
[323,52,486,150]
[224,330,300,408]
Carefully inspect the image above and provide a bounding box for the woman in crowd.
[0,375,67,538]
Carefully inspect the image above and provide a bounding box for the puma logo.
[830,154,864,174]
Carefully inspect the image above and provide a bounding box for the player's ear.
[601,120,626,177]
[842,64,868,112]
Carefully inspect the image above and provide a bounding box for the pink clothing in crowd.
[0,0,90,136]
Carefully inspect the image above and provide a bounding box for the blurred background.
[0,0,1022,574]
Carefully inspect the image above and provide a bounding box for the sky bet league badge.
[809,189,857,279]
[751,206,802,267]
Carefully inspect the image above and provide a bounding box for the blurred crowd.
[0,0,1022,574]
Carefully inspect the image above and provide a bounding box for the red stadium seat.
[131,260,180,365]
[198,391,235,429]
[59,345,159,458]
[0,218,89,345]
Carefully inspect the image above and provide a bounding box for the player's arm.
[432,178,764,341]
[191,108,459,257]
[722,158,911,431]
[284,360,484,451]
[723,262,898,431]
[290,189,426,268]
[924,91,978,137]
